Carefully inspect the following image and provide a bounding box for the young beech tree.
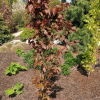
[25,0,78,99]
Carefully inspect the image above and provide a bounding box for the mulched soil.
[0,41,100,100]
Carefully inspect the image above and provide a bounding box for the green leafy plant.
[61,51,83,75]
[5,83,23,96]
[61,64,70,75]
[15,49,25,57]
[62,50,73,59]
[22,49,35,68]
[5,62,27,75]
[20,28,35,42]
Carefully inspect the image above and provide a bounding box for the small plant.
[5,62,27,75]
[62,50,73,59]
[15,49,25,57]
[22,49,35,68]
[61,64,70,75]
[5,83,23,96]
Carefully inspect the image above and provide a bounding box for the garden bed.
[0,44,100,100]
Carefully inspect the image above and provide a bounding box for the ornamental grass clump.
[0,46,8,52]
[11,44,24,52]
[3,42,13,49]
[25,0,78,99]
[17,42,27,47]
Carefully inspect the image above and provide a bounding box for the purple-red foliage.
[0,0,15,32]
[25,0,78,99]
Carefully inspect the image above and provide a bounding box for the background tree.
[0,14,14,45]
[61,0,66,3]
[59,0,94,53]
[49,0,61,8]
[0,0,15,32]
[12,0,26,27]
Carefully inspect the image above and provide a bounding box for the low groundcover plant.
[5,83,23,96]
[5,62,28,75]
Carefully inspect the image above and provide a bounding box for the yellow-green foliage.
[10,44,24,52]
[20,28,35,42]
[3,42,13,49]
[0,46,8,52]
[81,0,100,74]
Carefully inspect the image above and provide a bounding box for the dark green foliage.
[62,50,73,59]
[5,83,23,96]
[20,28,35,42]
[68,27,93,53]
[5,62,28,75]
[61,51,84,75]
[63,0,94,53]
[0,16,14,46]
[61,64,70,75]
[22,49,35,68]
[43,47,58,57]
[66,0,91,28]
[64,58,77,66]
[15,49,25,57]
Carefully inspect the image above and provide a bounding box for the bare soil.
[0,41,100,100]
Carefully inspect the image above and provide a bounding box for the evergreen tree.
[63,0,94,53]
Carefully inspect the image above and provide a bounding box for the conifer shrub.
[0,15,14,46]
[20,28,35,42]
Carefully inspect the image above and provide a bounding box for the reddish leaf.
[69,42,76,45]
[66,44,70,50]
[74,40,80,43]
[43,67,46,73]
[37,0,41,4]
[28,4,33,12]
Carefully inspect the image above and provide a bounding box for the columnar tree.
[25,0,77,99]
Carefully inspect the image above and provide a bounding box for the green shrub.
[61,64,70,75]
[0,16,14,46]
[15,49,25,57]
[20,28,35,42]
[62,50,73,59]
[22,49,35,68]
[5,83,23,96]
